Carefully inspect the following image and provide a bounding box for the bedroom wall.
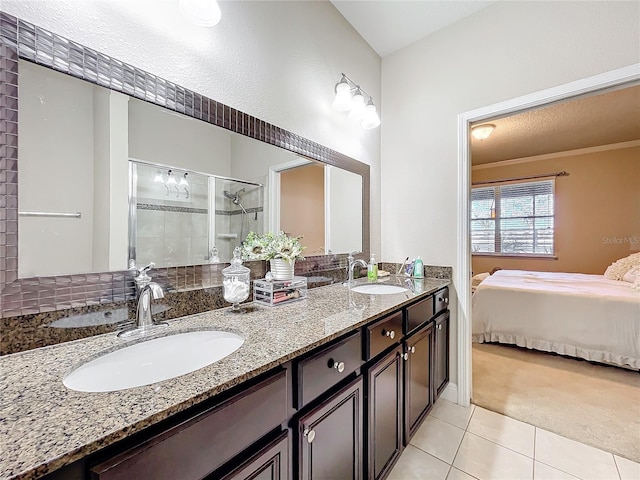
[472,145,640,275]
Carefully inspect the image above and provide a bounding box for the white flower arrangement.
[242,231,305,263]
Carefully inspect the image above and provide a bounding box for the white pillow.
[472,272,490,288]
[604,252,640,281]
[622,265,640,284]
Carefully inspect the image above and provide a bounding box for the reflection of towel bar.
[216,233,238,239]
[19,211,82,218]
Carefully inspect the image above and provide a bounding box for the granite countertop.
[0,277,449,480]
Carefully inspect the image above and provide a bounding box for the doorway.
[455,63,640,407]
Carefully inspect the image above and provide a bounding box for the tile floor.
[388,400,640,480]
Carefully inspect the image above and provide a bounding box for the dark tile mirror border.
[0,12,370,321]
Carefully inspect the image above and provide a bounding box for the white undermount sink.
[351,284,408,295]
[63,329,244,393]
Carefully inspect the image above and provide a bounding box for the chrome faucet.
[119,262,167,338]
[346,251,367,286]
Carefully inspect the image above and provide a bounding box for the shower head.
[223,189,248,214]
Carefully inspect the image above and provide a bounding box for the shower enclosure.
[214,178,264,262]
[129,160,264,267]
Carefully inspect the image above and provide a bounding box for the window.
[471,179,555,256]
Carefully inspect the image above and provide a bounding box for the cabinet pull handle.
[329,359,345,373]
[410,346,416,354]
[402,352,409,361]
[383,329,395,339]
[303,428,316,443]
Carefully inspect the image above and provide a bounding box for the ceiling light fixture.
[332,73,381,129]
[471,124,496,140]
[179,0,222,28]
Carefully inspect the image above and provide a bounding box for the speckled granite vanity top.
[0,277,449,479]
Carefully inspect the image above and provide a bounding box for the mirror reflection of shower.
[215,178,264,262]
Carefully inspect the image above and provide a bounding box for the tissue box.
[253,276,307,307]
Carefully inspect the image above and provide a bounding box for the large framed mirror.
[0,12,370,318]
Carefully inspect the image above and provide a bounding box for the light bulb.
[348,88,366,121]
[332,77,352,111]
[179,0,222,27]
[361,100,380,129]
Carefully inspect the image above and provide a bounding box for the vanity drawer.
[294,331,362,409]
[405,296,434,335]
[434,287,449,315]
[90,369,288,480]
[364,311,403,360]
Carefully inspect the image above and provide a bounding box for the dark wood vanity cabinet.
[434,311,450,399]
[366,345,403,480]
[217,431,289,480]
[403,322,434,444]
[295,377,363,480]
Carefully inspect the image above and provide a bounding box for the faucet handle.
[134,262,155,287]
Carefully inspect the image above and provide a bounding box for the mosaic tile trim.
[137,203,208,214]
[214,206,263,216]
[0,12,370,319]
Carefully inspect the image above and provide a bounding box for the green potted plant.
[242,231,305,280]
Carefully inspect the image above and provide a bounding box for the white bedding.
[472,270,640,369]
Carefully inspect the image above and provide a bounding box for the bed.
[472,269,640,370]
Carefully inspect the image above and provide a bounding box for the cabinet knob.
[410,346,416,354]
[329,359,345,373]
[383,329,396,339]
[402,352,409,361]
[303,428,316,443]
[437,324,442,330]
[439,296,449,304]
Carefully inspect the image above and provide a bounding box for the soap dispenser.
[413,256,424,278]
[367,254,378,282]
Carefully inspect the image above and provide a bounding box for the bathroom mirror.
[16,60,364,277]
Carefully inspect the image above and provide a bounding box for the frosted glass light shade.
[332,82,352,111]
[166,172,177,186]
[471,124,495,140]
[348,90,366,121]
[153,172,164,183]
[179,0,222,27]
[179,174,189,186]
[361,104,380,129]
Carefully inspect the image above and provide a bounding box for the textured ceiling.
[331,0,495,57]
[471,84,640,165]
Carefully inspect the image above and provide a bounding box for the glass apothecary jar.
[222,247,250,312]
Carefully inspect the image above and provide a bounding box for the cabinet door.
[297,377,363,480]
[367,346,403,480]
[434,312,450,399]
[404,323,434,444]
[219,431,289,480]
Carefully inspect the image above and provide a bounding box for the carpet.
[472,343,640,462]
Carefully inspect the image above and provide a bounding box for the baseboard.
[440,382,458,403]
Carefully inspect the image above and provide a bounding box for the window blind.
[471,179,555,255]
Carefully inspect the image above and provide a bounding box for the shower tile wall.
[135,165,210,268]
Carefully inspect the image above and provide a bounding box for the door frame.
[455,63,640,407]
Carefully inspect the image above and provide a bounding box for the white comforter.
[472,270,640,369]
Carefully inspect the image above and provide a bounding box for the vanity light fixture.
[179,173,189,187]
[471,123,496,140]
[166,170,177,186]
[153,171,164,183]
[332,73,381,129]
[179,0,222,27]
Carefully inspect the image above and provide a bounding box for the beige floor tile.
[431,399,476,429]
[467,406,535,457]
[411,415,466,464]
[615,455,640,480]
[535,428,619,480]
[388,444,450,480]
[453,432,533,480]
[447,467,479,480]
[534,461,580,480]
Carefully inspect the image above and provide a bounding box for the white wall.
[17,61,96,277]
[128,99,232,176]
[3,0,382,255]
[381,0,640,387]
